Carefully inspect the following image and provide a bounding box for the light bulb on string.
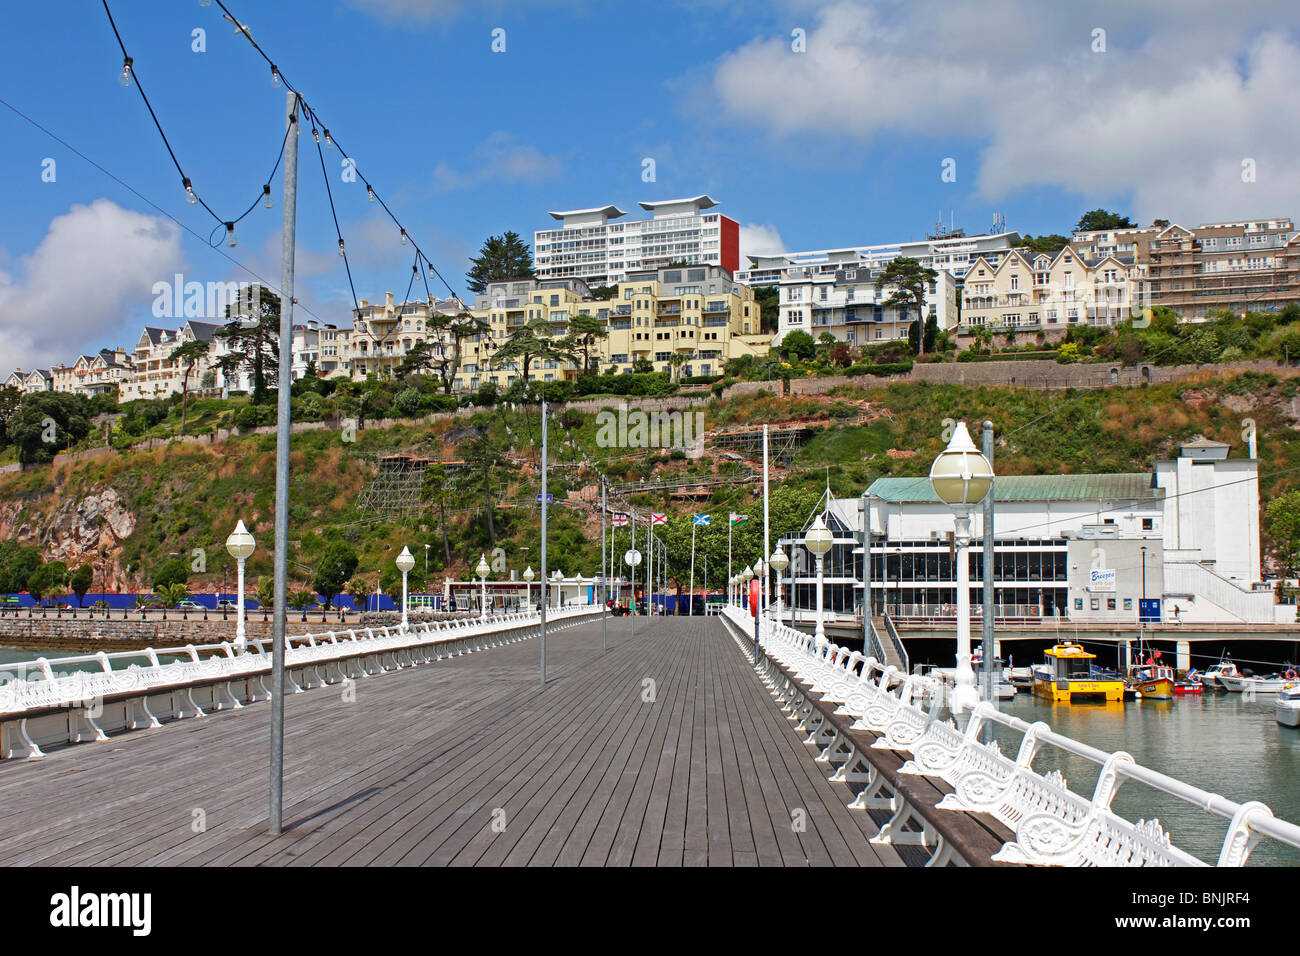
[366,185,376,203]
[262,185,273,210]
[323,129,334,149]
[312,126,320,145]
[118,57,133,87]
[270,65,281,88]
[400,229,408,246]
[183,178,197,205]
[338,239,346,257]
[224,223,238,248]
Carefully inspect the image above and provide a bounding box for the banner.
[693,514,710,526]
[611,513,628,527]
[650,513,667,526]
[730,513,747,525]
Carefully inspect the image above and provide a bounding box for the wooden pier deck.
[0,617,905,866]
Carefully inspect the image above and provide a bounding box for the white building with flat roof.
[534,196,740,287]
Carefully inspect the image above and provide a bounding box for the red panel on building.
[720,215,739,275]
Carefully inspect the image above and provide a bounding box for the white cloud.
[711,1,1300,224]
[0,200,184,374]
[739,222,787,262]
[342,0,464,24]
[432,132,563,193]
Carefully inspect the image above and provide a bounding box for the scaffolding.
[709,425,813,467]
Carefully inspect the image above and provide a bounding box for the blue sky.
[2,0,1298,370]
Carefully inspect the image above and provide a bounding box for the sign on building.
[1088,568,1117,592]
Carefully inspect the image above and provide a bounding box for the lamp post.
[624,548,641,637]
[928,420,994,717]
[424,543,430,575]
[396,546,415,630]
[477,554,491,621]
[770,546,789,625]
[753,557,765,615]
[225,520,255,652]
[523,565,535,613]
[551,569,563,609]
[804,515,834,648]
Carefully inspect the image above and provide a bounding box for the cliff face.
[0,487,137,590]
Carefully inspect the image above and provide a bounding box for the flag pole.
[688,518,696,617]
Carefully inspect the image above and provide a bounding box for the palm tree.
[154,582,188,608]
[345,576,373,614]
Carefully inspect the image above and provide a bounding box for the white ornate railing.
[0,606,601,760]
[720,603,1300,867]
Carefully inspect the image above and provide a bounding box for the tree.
[422,463,455,566]
[396,340,439,380]
[345,576,373,613]
[1019,234,1070,254]
[461,429,509,546]
[11,392,92,464]
[778,329,816,362]
[218,288,281,405]
[69,564,93,607]
[0,385,20,449]
[152,557,189,590]
[668,352,687,382]
[563,312,609,373]
[169,338,211,435]
[27,561,68,605]
[589,284,618,301]
[875,257,939,356]
[288,589,316,612]
[1266,491,1300,575]
[311,541,359,609]
[153,582,188,608]
[0,542,42,594]
[1075,209,1135,233]
[494,316,577,384]
[753,286,780,334]
[465,231,535,294]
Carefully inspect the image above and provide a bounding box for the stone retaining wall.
[0,616,327,654]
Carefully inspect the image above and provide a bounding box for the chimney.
[385,291,394,310]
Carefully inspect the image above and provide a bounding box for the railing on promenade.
[718,603,1300,867]
[0,605,601,761]
[880,612,910,675]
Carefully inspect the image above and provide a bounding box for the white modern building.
[774,260,959,347]
[777,439,1275,626]
[736,229,1022,287]
[534,196,740,287]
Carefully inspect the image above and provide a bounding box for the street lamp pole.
[929,421,994,718]
[477,554,490,622]
[396,546,415,630]
[770,546,789,626]
[805,515,834,649]
[225,520,255,653]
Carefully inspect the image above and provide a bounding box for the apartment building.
[736,230,1022,287]
[774,260,958,348]
[1071,218,1300,319]
[345,293,465,380]
[957,247,1141,340]
[534,196,739,287]
[50,348,131,398]
[453,267,767,392]
[117,321,234,402]
[291,321,348,380]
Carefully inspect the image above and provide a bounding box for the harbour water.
[995,691,1300,865]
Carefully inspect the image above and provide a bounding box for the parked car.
[174,600,205,610]
[216,599,238,609]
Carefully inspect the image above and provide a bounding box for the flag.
[693,514,710,526]
[730,513,748,525]
[611,513,629,527]
[650,513,667,526]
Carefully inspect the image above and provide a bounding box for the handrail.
[724,602,1300,866]
[881,612,910,675]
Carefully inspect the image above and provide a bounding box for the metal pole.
[268,90,298,837]
[630,510,636,639]
[982,421,995,725]
[540,399,548,684]
[763,425,770,620]
[235,555,246,651]
[861,492,871,655]
[688,520,696,616]
[601,479,607,651]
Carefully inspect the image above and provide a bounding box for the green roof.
[866,473,1162,504]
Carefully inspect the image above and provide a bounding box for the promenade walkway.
[0,616,904,866]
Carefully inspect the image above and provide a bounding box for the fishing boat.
[973,647,1017,699]
[1276,684,1300,727]
[1220,669,1299,695]
[1174,669,1204,695]
[1031,643,1125,703]
[1201,659,1240,690]
[1127,659,1175,700]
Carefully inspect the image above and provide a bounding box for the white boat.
[1220,672,1298,694]
[1276,685,1300,727]
[1201,660,1240,690]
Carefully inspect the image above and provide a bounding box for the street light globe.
[225,520,255,560]
[804,514,834,557]
[395,546,415,573]
[769,546,789,573]
[624,549,642,568]
[753,558,765,576]
[523,566,535,582]
[741,566,754,582]
[929,421,994,507]
[476,554,491,578]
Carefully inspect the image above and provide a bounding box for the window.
[1142,518,1154,531]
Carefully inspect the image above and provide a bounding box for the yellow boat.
[1031,643,1125,703]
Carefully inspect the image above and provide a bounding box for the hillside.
[3,370,1299,597]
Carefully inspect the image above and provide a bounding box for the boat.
[1128,660,1176,700]
[973,647,1017,699]
[1276,684,1300,727]
[1174,669,1204,695]
[1031,643,1125,703]
[1201,659,1240,690]
[1220,669,1299,695]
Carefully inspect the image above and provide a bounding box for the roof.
[866,473,1163,504]
[548,204,626,221]
[637,195,718,212]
